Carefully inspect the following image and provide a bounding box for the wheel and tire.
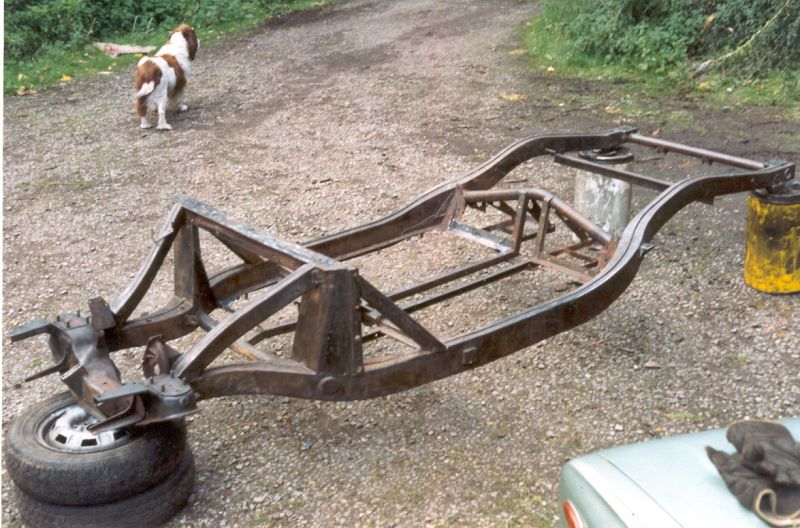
[4,392,195,527]
[14,449,195,528]
[4,392,187,506]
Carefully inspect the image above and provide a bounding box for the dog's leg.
[171,92,188,113]
[136,94,152,128]
[156,102,172,130]
[176,92,188,112]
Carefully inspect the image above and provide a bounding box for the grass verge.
[522,11,800,116]
[5,0,338,96]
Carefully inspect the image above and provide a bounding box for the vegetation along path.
[3,0,798,526]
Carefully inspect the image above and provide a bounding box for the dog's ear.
[181,26,198,61]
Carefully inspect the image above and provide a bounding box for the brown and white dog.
[134,24,198,130]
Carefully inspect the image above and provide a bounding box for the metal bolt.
[318,376,341,396]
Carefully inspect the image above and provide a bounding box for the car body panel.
[558,418,800,527]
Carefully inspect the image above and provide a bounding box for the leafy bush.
[4,0,313,62]
[6,0,92,60]
[702,0,800,74]
[536,0,799,77]
[5,0,182,61]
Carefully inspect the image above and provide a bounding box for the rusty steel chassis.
[10,125,796,433]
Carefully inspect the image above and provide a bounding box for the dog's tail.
[134,60,162,117]
[136,81,156,98]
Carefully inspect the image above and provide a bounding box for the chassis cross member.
[6,126,795,525]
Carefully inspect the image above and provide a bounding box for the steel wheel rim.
[36,403,133,453]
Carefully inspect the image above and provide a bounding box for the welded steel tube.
[628,133,765,170]
[463,189,612,246]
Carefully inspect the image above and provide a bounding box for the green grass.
[666,411,701,423]
[522,13,800,114]
[728,351,750,364]
[521,16,678,94]
[5,0,336,96]
[695,72,800,110]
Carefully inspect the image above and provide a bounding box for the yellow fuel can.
[743,180,800,294]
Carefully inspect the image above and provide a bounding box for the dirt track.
[3,1,799,526]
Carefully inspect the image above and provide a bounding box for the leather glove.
[727,420,800,487]
[707,420,800,527]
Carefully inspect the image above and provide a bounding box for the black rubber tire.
[4,392,187,506]
[14,448,195,528]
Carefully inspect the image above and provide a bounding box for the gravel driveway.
[3,1,799,526]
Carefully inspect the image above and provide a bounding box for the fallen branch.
[93,42,156,57]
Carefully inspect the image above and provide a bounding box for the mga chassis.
[6,126,795,524]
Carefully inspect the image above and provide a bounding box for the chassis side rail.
[194,161,794,401]
[305,127,635,260]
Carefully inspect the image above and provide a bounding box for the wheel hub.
[38,404,133,453]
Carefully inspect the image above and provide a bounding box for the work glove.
[707,420,800,527]
[728,420,800,487]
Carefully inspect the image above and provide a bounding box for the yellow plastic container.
[743,181,800,294]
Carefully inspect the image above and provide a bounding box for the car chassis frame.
[10,125,795,434]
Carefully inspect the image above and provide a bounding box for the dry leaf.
[60,74,73,82]
[604,105,622,114]
[697,81,712,90]
[498,93,527,102]
[704,13,716,29]
[546,66,555,73]
[508,48,526,56]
